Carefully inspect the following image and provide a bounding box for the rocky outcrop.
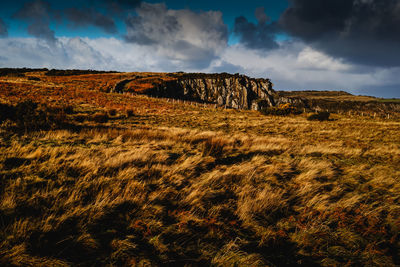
[145,73,276,110]
[275,96,307,108]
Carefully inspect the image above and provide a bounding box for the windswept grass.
[0,72,399,266]
[1,111,399,266]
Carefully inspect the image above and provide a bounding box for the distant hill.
[0,68,399,118]
[276,90,400,116]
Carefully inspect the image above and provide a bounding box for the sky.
[0,0,400,98]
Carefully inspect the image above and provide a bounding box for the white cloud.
[0,37,192,71]
[296,47,350,72]
[0,38,66,68]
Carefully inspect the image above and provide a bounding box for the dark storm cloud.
[233,7,279,51]
[280,0,400,66]
[0,18,7,37]
[358,84,400,99]
[255,7,269,24]
[66,8,117,34]
[124,3,228,68]
[125,3,180,45]
[12,0,141,38]
[13,0,56,43]
[103,0,142,13]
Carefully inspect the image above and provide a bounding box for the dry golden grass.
[278,90,378,102]
[0,73,400,266]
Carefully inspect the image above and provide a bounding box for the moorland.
[0,69,399,266]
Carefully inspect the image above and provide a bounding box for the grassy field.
[377,99,400,103]
[277,90,379,102]
[1,72,400,266]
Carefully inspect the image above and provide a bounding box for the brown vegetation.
[0,71,399,266]
[278,91,400,118]
[261,103,302,116]
[307,111,331,121]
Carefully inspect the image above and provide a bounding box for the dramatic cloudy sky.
[1,0,400,97]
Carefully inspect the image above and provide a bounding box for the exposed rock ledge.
[114,73,277,110]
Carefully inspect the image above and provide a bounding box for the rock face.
[275,96,307,107]
[145,73,276,110]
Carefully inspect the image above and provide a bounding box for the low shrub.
[202,137,226,158]
[73,114,87,123]
[0,103,15,122]
[15,101,43,130]
[108,109,117,116]
[307,111,330,121]
[92,112,109,123]
[261,103,302,116]
[63,105,74,114]
[13,100,68,131]
[125,109,134,117]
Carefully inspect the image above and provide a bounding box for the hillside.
[0,70,400,266]
[277,90,400,118]
[1,68,398,118]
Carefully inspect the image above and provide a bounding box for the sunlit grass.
[0,72,399,266]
